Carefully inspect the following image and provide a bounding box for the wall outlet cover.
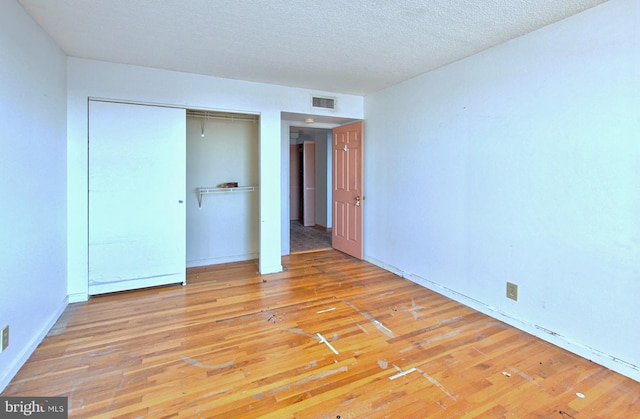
[507,282,518,301]
[0,325,8,351]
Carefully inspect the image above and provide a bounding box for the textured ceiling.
[18,0,606,95]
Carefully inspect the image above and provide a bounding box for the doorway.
[289,126,332,253]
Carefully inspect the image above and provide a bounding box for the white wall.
[0,0,68,391]
[314,131,332,229]
[281,120,293,255]
[186,116,259,266]
[364,0,639,381]
[325,131,333,229]
[67,59,363,299]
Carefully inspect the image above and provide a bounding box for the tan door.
[332,121,364,259]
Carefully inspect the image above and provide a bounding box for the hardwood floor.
[3,250,639,418]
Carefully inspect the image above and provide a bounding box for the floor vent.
[312,96,336,110]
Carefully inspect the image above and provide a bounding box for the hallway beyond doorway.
[290,220,331,253]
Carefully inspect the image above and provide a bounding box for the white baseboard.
[0,295,69,393]
[365,256,640,383]
[259,263,284,275]
[186,253,258,268]
[68,292,89,303]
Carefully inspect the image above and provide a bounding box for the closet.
[88,102,259,296]
[185,110,259,267]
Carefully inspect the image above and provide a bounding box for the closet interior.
[186,110,259,267]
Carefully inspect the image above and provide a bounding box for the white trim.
[259,264,284,275]
[68,293,89,303]
[186,253,258,268]
[366,256,640,383]
[89,275,185,296]
[0,296,69,393]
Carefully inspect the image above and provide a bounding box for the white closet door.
[89,100,186,295]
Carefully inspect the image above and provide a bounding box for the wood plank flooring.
[3,250,639,418]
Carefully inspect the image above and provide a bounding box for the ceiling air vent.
[312,96,336,110]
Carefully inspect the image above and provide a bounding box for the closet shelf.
[197,186,257,208]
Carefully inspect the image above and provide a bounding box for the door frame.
[284,119,364,256]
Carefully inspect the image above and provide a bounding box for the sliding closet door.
[89,100,186,295]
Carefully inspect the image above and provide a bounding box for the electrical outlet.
[506,282,518,301]
[0,325,8,352]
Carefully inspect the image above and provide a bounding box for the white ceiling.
[19,0,606,96]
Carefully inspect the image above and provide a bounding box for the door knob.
[355,195,361,207]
